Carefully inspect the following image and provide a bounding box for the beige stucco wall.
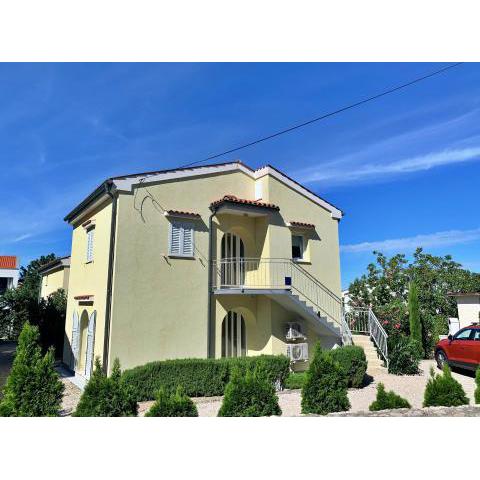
[40,266,69,299]
[456,295,480,329]
[63,200,112,372]
[65,167,343,372]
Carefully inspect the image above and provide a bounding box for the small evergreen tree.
[0,322,64,416]
[74,358,137,417]
[145,386,198,417]
[408,281,424,357]
[301,343,350,415]
[218,367,281,417]
[475,367,480,405]
[423,365,469,407]
[369,383,411,411]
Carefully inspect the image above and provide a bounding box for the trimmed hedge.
[145,386,198,417]
[285,372,307,390]
[218,368,281,417]
[122,355,290,401]
[423,365,469,408]
[330,345,367,388]
[369,383,411,411]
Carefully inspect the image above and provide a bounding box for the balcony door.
[221,232,245,287]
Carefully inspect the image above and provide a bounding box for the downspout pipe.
[103,180,117,374]
[207,207,217,358]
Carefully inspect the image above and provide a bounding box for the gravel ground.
[63,359,477,417]
[60,378,81,416]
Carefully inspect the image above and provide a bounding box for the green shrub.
[388,336,421,375]
[122,355,290,401]
[74,358,138,417]
[301,343,350,415]
[369,383,411,411]
[285,372,307,390]
[218,368,281,417]
[423,365,469,407]
[330,345,367,388]
[475,367,480,405]
[145,386,198,417]
[0,322,64,417]
[408,281,424,357]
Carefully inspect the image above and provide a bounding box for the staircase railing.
[211,257,350,340]
[346,307,389,366]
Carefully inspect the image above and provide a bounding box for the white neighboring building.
[0,256,19,294]
[448,292,480,330]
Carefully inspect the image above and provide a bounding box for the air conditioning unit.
[287,343,308,362]
[285,322,306,340]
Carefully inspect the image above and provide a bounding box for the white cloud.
[299,146,480,185]
[10,233,34,243]
[341,228,480,253]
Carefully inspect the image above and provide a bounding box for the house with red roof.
[0,256,19,294]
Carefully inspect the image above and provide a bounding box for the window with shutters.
[86,227,95,262]
[168,221,195,257]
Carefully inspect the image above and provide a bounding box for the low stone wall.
[329,405,480,417]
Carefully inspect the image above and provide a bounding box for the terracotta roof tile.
[165,210,201,218]
[0,256,17,269]
[210,195,280,211]
[288,221,315,229]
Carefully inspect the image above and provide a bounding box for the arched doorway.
[221,232,245,287]
[221,311,246,357]
[77,310,89,373]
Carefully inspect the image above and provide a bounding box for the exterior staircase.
[352,334,388,376]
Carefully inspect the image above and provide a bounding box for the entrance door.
[221,233,245,287]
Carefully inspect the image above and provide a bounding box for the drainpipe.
[207,207,217,358]
[103,180,118,374]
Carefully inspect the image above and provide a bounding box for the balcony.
[211,257,346,338]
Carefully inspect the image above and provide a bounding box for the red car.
[435,323,480,371]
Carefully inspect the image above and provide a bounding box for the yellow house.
[39,256,70,299]
[62,161,352,378]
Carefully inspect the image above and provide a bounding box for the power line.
[180,62,463,168]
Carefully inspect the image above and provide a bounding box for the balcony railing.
[212,257,346,335]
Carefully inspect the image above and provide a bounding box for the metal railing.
[212,257,346,336]
[345,307,389,366]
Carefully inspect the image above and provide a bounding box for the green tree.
[301,343,350,415]
[475,367,480,405]
[74,358,138,417]
[0,322,64,416]
[408,281,423,357]
[146,386,198,417]
[369,383,411,411]
[423,365,469,407]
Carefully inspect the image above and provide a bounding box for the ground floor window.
[221,311,246,357]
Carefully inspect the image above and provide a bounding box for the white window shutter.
[169,221,194,257]
[85,312,96,378]
[86,228,94,262]
[71,311,80,370]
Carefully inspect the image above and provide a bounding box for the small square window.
[291,235,304,260]
[169,221,195,257]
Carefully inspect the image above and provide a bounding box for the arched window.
[221,311,246,357]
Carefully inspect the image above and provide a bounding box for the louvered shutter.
[86,228,94,262]
[71,311,80,370]
[169,221,194,257]
[85,312,96,378]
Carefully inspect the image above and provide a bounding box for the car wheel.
[436,350,447,370]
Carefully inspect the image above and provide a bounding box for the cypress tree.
[408,281,423,357]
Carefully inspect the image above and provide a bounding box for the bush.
[74,358,138,417]
[330,345,367,388]
[122,355,290,401]
[301,343,350,415]
[408,281,424,357]
[369,383,411,411]
[423,365,469,407]
[145,386,198,417]
[475,367,480,405]
[285,372,307,390]
[0,322,64,416]
[218,368,281,417]
[388,336,421,375]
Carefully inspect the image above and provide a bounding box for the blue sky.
[1,62,479,288]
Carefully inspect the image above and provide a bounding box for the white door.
[71,311,80,370]
[84,311,96,379]
[221,233,245,286]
